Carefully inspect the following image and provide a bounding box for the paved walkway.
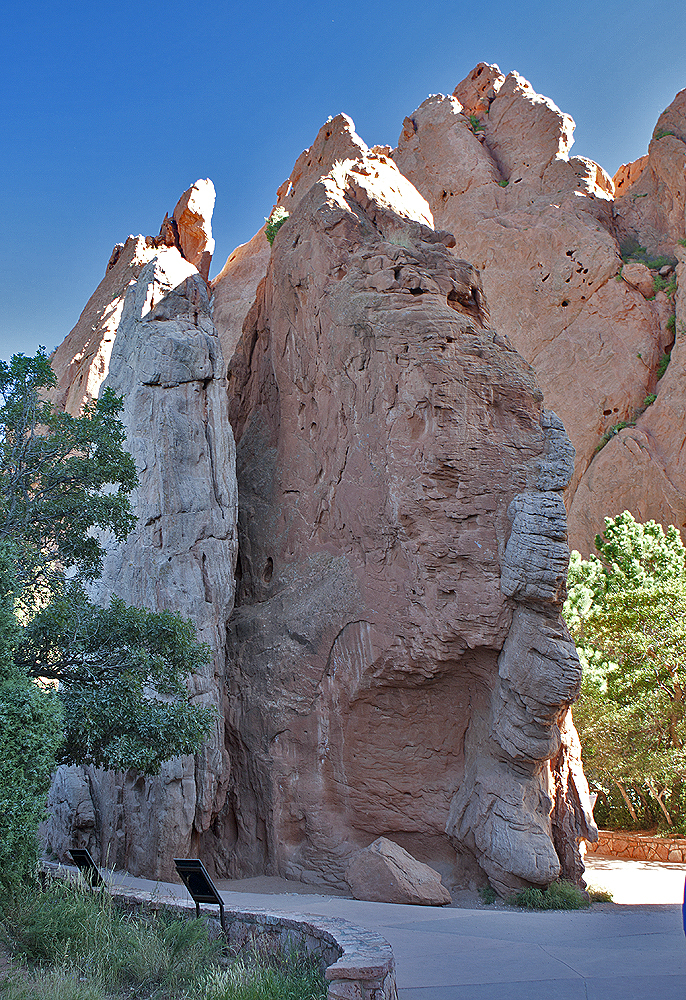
[107,859,686,1000]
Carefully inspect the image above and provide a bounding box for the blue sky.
[2,0,686,361]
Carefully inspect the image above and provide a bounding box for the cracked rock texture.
[221,150,592,895]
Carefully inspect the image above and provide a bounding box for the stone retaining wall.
[584,830,686,863]
[45,866,397,1000]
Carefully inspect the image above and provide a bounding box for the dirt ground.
[215,855,686,908]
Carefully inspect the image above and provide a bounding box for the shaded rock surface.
[345,837,451,905]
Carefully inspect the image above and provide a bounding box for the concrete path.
[108,861,686,1000]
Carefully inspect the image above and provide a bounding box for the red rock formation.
[222,151,593,895]
[50,181,216,419]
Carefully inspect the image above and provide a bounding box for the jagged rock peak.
[158,178,216,281]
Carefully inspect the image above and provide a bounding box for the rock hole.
[566,250,574,257]
[410,287,424,295]
[561,300,569,307]
[542,273,550,282]
[603,409,612,416]
[262,557,273,584]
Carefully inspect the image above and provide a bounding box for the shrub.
[657,351,671,379]
[468,114,485,134]
[587,886,614,903]
[508,880,590,910]
[595,420,630,454]
[265,208,290,246]
[619,239,676,270]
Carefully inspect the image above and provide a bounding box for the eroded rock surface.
[392,65,682,553]
[221,150,592,894]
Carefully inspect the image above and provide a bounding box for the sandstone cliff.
[211,71,686,556]
[391,65,684,554]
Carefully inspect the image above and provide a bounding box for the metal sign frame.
[69,848,106,887]
[173,858,225,929]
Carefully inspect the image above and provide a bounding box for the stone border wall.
[584,830,686,863]
[44,866,397,1000]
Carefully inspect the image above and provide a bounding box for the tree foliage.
[565,511,686,829]
[0,350,214,882]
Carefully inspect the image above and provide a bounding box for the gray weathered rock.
[45,246,238,879]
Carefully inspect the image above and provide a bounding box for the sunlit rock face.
[49,179,217,418]
[220,150,593,894]
[392,64,683,554]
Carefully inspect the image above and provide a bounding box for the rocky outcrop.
[45,245,238,879]
[345,837,451,905]
[613,88,686,258]
[221,148,591,894]
[392,65,681,554]
[159,179,216,282]
[210,114,410,367]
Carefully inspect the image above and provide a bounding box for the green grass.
[507,880,591,910]
[0,877,327,1000]
[468,114,485,134]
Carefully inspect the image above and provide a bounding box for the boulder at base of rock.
[345,838,451,906]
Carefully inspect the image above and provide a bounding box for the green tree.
[0,350,214,883]
[565,511,686,829]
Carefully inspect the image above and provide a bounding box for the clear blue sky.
[2,0,686,361]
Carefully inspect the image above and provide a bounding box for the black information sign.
[69,848,106,887]
[174,858,225,929]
